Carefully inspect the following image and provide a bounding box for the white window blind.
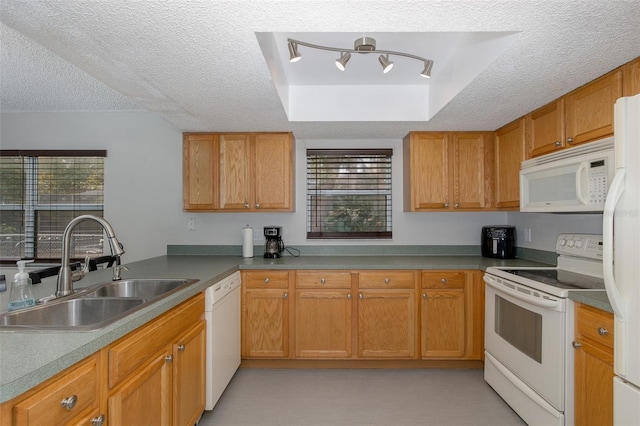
[0,150,106,261]
[307,149,392,239]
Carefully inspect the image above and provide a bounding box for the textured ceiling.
[1,1,640,140]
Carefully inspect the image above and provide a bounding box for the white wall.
[1,111,603,262]
[507,212,603,251]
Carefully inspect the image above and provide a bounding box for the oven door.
[484,273,567,411]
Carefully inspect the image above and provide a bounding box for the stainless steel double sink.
[0,279,198,331]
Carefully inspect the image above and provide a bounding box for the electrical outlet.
[187,218,196,231]
[253,229,262,242]
[524,228,532,242]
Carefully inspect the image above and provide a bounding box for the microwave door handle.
[483,275,560,310]
[603,168,626,321]
[575,162,589,205]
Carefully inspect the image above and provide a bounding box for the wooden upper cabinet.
[622,56,640,96]
[526,99,566,158]
[565,70,622,147]
[403,132,494,211]
[183,132,294,212]
[219,134,252,210]
[495,118,525,210]
[183,134,218,210]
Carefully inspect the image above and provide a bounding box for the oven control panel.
[556,234,603,260]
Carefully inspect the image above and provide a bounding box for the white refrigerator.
[604,92,640,424]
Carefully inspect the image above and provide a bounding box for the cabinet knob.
[244,202,249,208]
[444,203,449,208]
[454,203,459,209]
[359,293,363,300]
[177,344,185,352]
[264,278,270,283]
[91,415,106,426]
[554,141,561,147]
[384,278,390,284]
[320,278,326,284]
[255,203,260,208]
[598,327,609,336]
[572,341,582,349]
[567,137,574,144]
[283,292,288,299]
[60,395,77,410]
[165,355,173,363]
[347,293,352,300]
[441,278,447,284]
[422,293,427,299]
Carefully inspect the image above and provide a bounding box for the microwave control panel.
[587,159,609,205]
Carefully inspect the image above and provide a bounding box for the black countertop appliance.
[482,226,516,259]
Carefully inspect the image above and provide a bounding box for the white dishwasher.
[204,271,241,410]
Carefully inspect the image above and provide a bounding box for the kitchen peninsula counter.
[0,253,553,402]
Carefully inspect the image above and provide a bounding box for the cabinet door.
[173,320,206,426]
[622,57,640,96]
[404,133,449,210]
[565,70,622,147]
[219,134,251,210]
[421,290,465,358]
[295,289,352,358]
[357,289,417,358]
[451,133,494,210]
[183,134,218,210]
[253,133,293,210]
[108,351,172,426]
[244,288,289,358]
[495,118,525,209]
[526,99,565,158]
[574,339,613,426]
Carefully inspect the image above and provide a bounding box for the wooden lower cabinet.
[421,271,484,360]
[574,302,614,426]
[242,271,292,358]
[0,294,206,426]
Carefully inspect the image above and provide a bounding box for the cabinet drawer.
[108,293,204,388]
[421,271,466,289]
[296,271,351,288]
[358,271,416,289]
[244,271,290,289]
[13,354,100,426]
[576,303,614,349]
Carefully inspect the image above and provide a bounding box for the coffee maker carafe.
[264,226,284,258]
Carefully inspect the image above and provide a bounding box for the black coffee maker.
[264,226,284,258]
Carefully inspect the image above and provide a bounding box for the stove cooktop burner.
[500,269,605,291]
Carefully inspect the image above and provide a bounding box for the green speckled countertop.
[0,252,611,403]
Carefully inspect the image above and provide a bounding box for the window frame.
[306,148,393,240]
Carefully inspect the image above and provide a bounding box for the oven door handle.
[484,275,560,309]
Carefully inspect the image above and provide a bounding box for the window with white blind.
[307,149,392,239]
[0,150,106,262]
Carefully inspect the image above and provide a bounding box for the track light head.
[288,42,301,62]
[335,52,351,71]
[378,54,393,73]
[420,60,433,78]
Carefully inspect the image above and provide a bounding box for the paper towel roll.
[242,225,253,258]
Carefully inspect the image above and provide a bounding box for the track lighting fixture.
[288,41,301,62]
[378,54,393,73]
[335,52,351,71]
[287,36,433,78]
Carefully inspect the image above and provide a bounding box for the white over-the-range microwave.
[520,137,614,212]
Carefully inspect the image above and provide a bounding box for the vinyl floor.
[198,368,525,426]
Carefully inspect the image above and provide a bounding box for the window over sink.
[0,150,106,262]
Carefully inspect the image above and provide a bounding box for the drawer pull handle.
[264,278,270,283]
[165,355,173,363]
[61,395,77,410]
[572,341,582,349]
[92,414,106,426]
[384,278,390,284]
[320,278,326,284]
[177,344,186,352]
[598,327,609,336]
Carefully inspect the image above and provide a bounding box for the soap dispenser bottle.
[8,259,36,311]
